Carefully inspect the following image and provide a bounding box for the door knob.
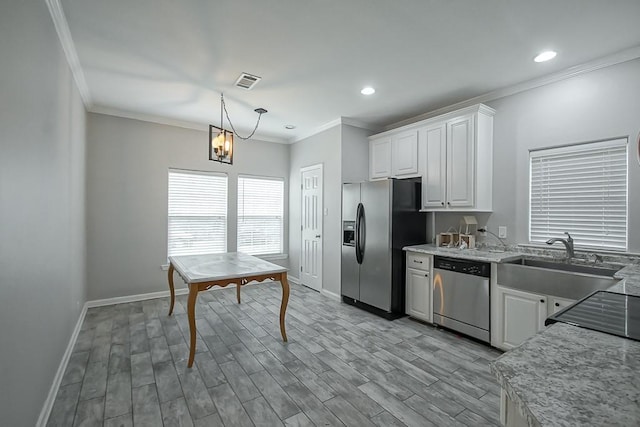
[315,234,321,238]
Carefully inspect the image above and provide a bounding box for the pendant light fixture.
[209,94,267,165]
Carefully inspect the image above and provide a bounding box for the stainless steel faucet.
[546,232,575,259]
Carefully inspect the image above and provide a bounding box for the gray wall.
[485,58,640,252]
[288,123,370,297]
[289,125,342,295]
[341,124,371,184]
[86,113,289,300]
[0,1,87,425]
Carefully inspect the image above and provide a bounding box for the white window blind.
[168,169,227,257]
[529,138,627,250]
[238,176,284,255]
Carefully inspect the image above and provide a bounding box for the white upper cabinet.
[423,106,494,211]
[446,114,475,208]
[421,124,447,208]
[369,137,392,179]
[391,130,419,177]
[369,104,494,211]
[369,131,419,180]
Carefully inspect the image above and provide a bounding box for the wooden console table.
[167,252,289,367]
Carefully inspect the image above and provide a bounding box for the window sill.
[256,253,288,261]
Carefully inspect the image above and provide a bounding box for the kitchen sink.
[497,257,621,301]
[506,258,620,277]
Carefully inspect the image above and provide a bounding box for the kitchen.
[3,1,640,426]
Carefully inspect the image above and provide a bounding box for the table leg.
[187,284,198,368]
[236,281,241,304]
[279,272,290,342]
[168,263,175,316]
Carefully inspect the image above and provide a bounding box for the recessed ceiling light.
[534,51,557,63]
[361,87,375,95]
[284,125,296,130]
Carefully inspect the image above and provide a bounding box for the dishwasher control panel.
[433,256,490,278]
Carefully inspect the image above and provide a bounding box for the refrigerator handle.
[356,203,365,264]
[355,203,362,264]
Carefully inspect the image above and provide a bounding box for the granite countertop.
[404,243,640,425]
[490,263,640,427]
[403,243,523,263]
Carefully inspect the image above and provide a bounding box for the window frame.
[237,174,285,256]
[528,137,628,252]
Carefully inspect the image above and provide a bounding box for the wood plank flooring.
[47,282,502,426]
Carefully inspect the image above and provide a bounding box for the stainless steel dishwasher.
[433,256,490,343]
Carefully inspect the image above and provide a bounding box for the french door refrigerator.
[341,178,426,318]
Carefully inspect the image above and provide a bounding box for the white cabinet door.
[446,115,475,208]
[497,286,547,350]
[549,296,575,314]
[369,138,392,180]
[392,130,419,177]
[422,123,447,209]
[406,267,431,322]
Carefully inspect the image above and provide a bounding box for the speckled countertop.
[491,263,640,427]
[403,243,640,426]
[403,243,523,263]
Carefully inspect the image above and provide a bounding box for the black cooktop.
[545,291,640,341]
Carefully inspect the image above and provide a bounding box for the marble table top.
[169,252,287,283]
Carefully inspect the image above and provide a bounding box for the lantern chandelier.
[209,93,267,165]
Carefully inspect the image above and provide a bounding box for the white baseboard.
[86,288,190,308]
[36,303,88,427]
[321,289,341,301]
[287,275,300,284]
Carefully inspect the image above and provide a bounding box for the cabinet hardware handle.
[540,299,545,303]
[425,274,428,277]
[441,202,445,206]
[315,234,321,238]
[413,260,423,264]
[447,202,451,205]
[555,302,560,307]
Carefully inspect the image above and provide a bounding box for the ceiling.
[58,0,640,142]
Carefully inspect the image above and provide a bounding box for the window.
[238,176,284,255]
[168,169,227,257]
[529,138,627,250]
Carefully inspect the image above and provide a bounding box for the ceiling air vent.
[234,72,262,90]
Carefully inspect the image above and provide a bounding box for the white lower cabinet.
[405,253,431,322]
[550,296,575,314]
[495,286,576,351]
[496,286,547,351]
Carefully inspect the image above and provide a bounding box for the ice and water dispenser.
[342,221,355,246]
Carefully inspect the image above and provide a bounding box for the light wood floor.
[47,281,502,426]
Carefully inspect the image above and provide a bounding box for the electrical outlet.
[498,226,507,239]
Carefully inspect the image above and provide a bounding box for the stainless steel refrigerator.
[341,178,427,318]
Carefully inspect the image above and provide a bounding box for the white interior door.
[300,164,323,291]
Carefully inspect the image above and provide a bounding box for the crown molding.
[89,105,288,144]
[340,118,379,131]
[45,0,92,107]
[290,118,342,143]
[387,44,640,131]
[290,117,378,143]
